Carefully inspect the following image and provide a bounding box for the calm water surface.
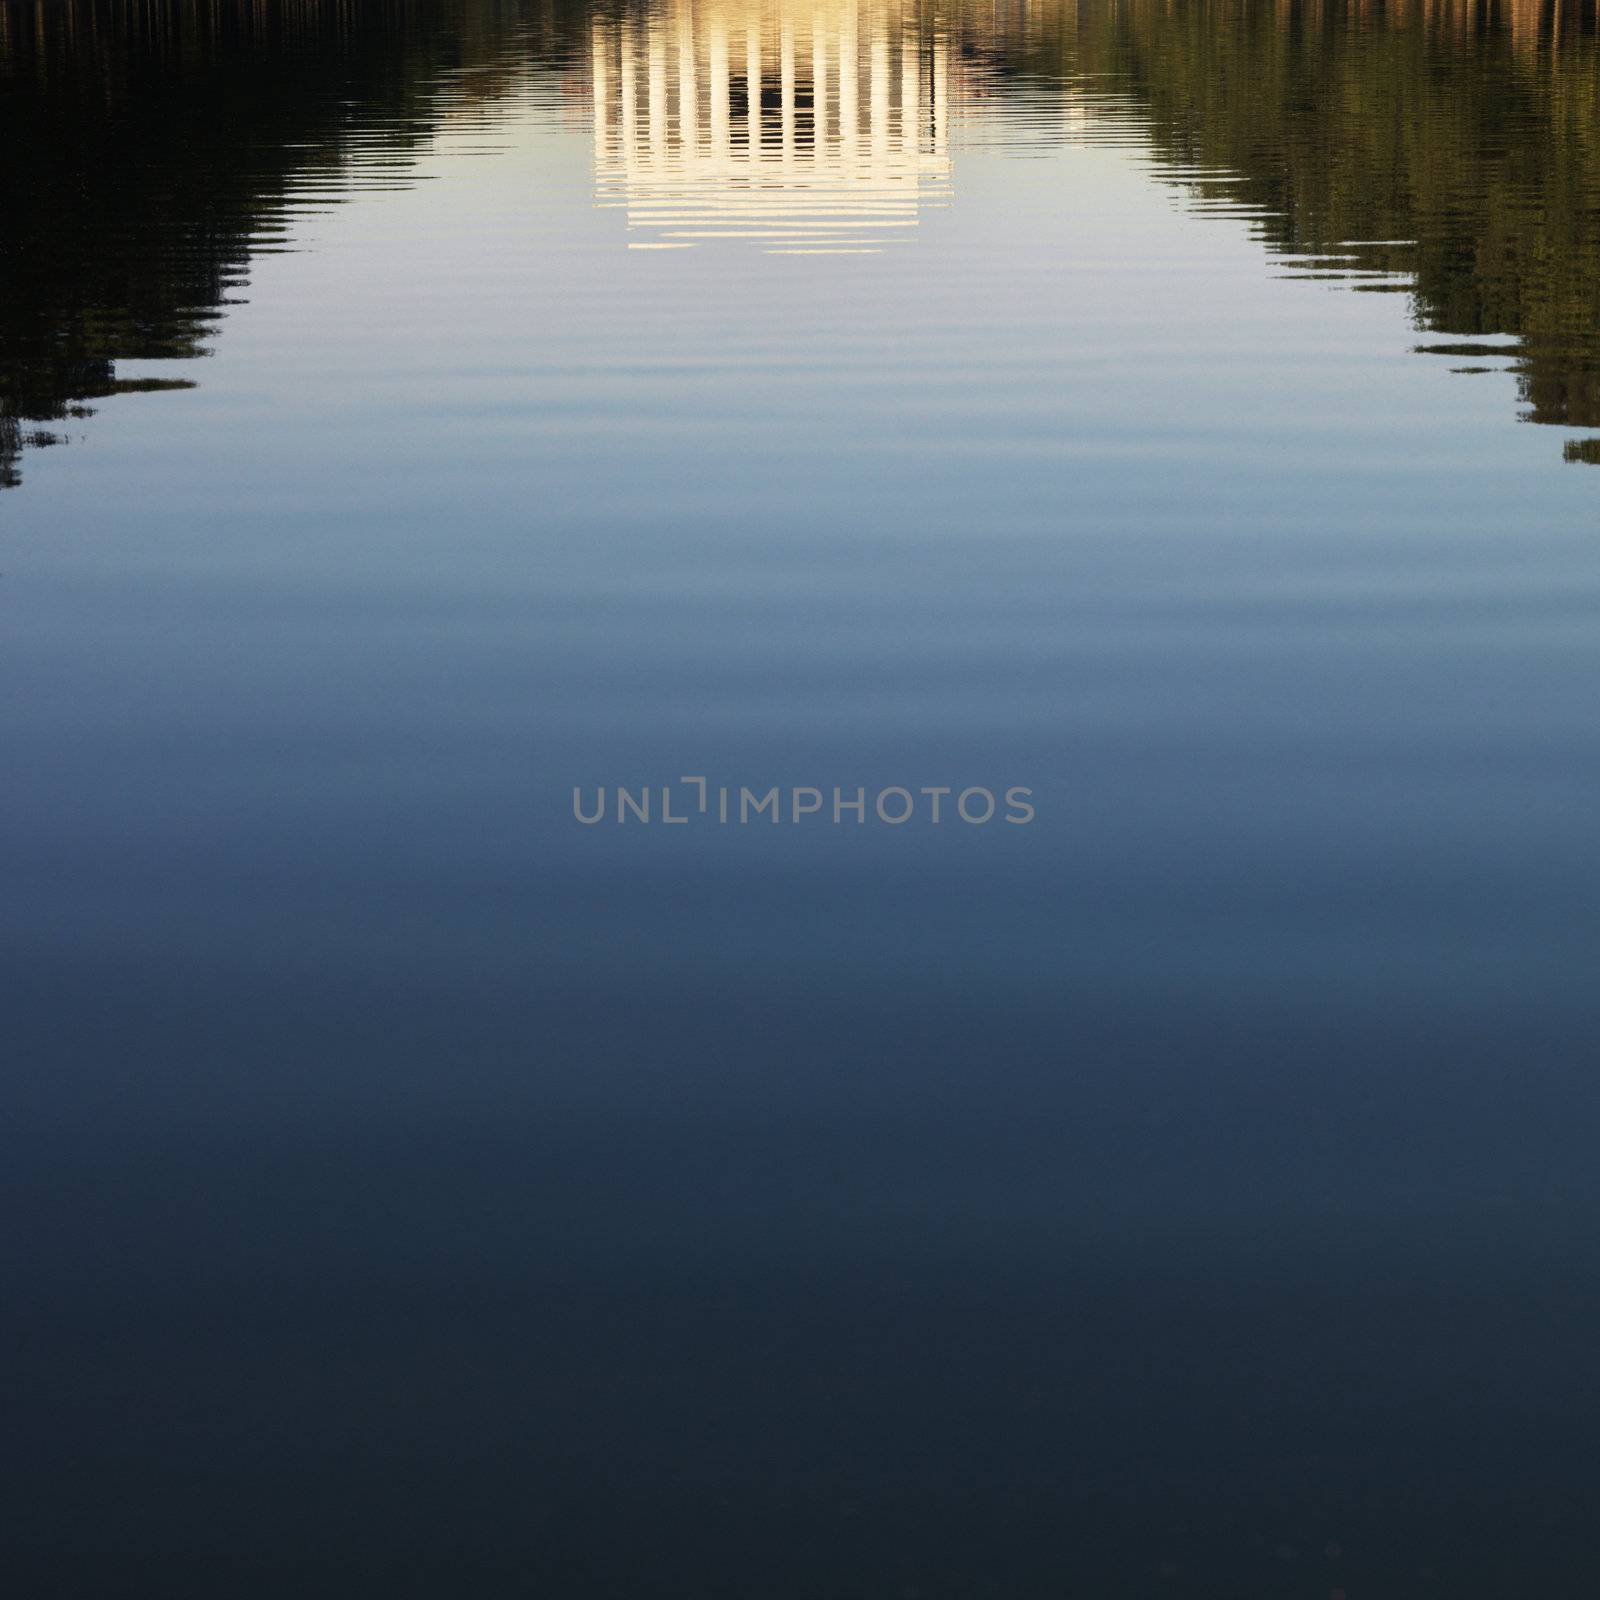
[4,1,1600,1594]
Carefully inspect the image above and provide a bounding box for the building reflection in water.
[589,0,952,252]
[5,0,1600,489]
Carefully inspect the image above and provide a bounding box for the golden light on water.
[590,0,952,253]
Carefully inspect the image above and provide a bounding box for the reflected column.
[677,0,699,158]
[619,16,638,165]
[812,9,829,150]
[747,5,762,162]
[648,15,667,169]
[870,2,889,161]
[839,0,858,159]
[710,11,730,161]
[900,8,918,153]
[591,20,610,169]
[780,10,795,166]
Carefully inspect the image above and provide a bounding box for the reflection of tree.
[959,0,1600,453]
[0,0,568,490]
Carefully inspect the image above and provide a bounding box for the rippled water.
[5,1,1600,1595]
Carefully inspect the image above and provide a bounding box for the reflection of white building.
[591,0,951,251]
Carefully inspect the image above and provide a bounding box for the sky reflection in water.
[4,2,1600,1597]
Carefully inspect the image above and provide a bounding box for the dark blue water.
[4,1,1600,1593]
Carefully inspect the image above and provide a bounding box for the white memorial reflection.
[591,0,952,251]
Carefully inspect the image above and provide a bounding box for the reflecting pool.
[4,1,1600,1594]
